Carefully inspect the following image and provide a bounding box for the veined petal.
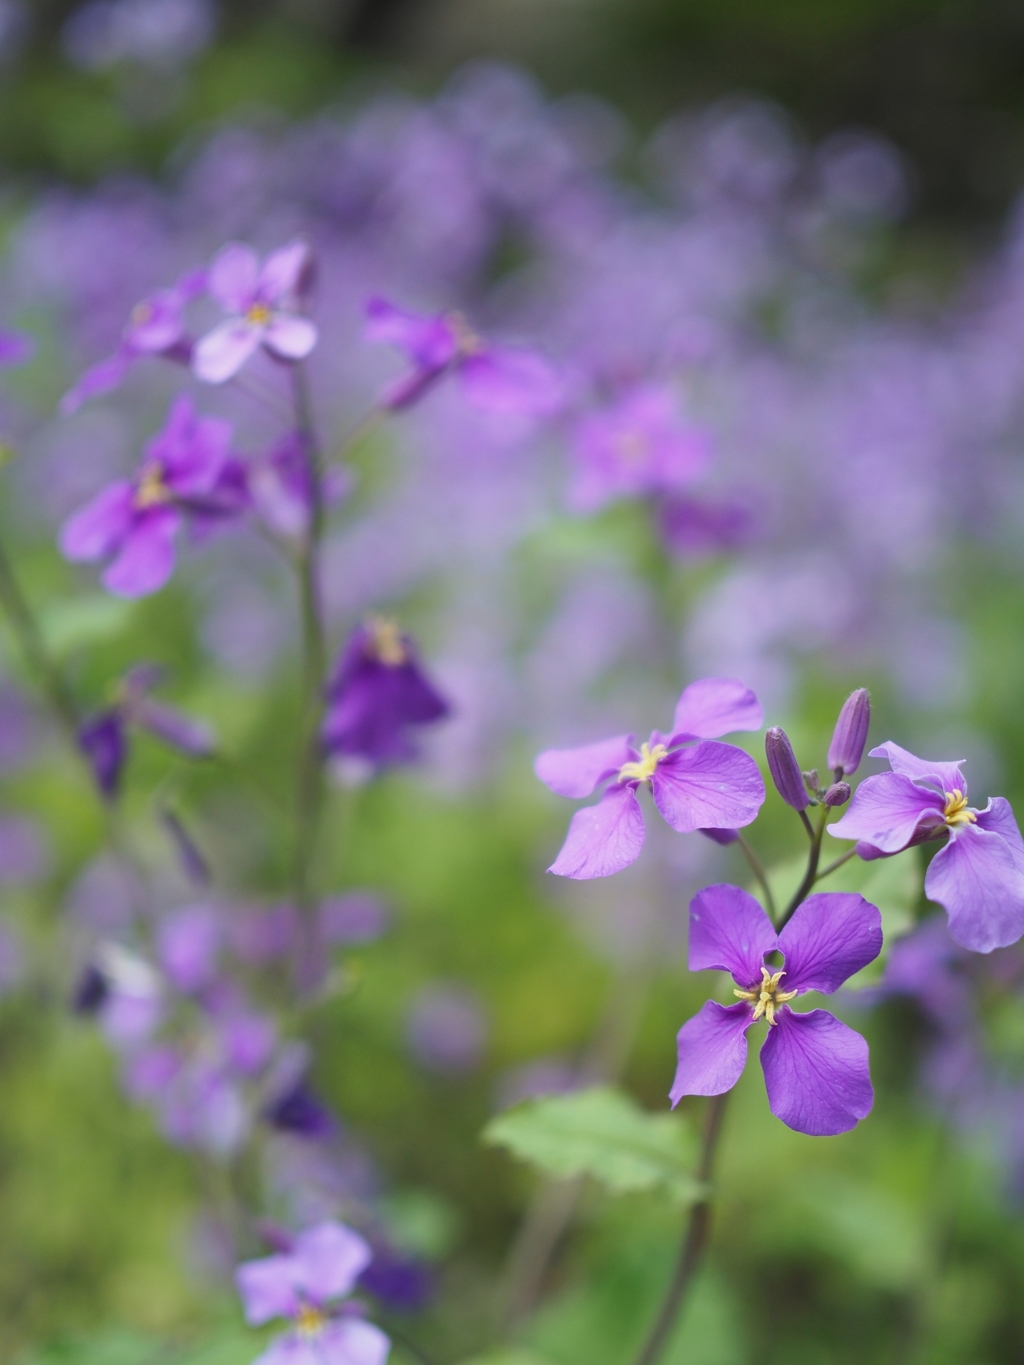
[975,796,1024,863]
[826,772,944,852]
[319,1319,391,1365]
[777,893,882,994]
[236,1253,299,1324]
[101,507,180,598]
[670,1001,752,1105]
[534,734,633,798]
[207,241,259,313]
[651,740,765,833]
[264,314,318,361]
[670,677,762,740]
[292,1221,371,1303]
[257,240,309,303]
[760,1009,873,1136]
[926,822,1024,953]
[547,783,645,879]
[59,481,135,561]
[869,741,967,797]
[688,883,777,983]
[193,319,262,384]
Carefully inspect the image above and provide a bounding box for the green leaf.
[482,1086,702,1204]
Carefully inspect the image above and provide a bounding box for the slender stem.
[778,805,828,930]
[630,1091,730,1365]
[736,833,776,921]
[0,533,78,735]
[798,808,815,840]
[815,847,858,881]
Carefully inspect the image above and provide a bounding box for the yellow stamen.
[734,966,798,1026]
[366,614,407,667]
[943,790,976,828]
[446,310,484,357]
[134,463,170,509]
[295,1304,327,1338]
[618,741,668,784]
[246,302,272,325]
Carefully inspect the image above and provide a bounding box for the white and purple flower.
[671,884,881,1135]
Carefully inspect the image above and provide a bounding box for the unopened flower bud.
[766,727,809,810]
[824,781,851,807]
[803,769,819,794]
[828,688,870,778]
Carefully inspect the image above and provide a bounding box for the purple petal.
[101,507,180,597]
[207,242,259,313]
[777,893,882,994]
[975,795,1024,854]
[459,347,563,416]
[318,1317,391,1365]
[122,289,185,353]
[236,1254,299,1325]
[257,240,310,303]
[251,1336,315,1365]
[926,822,1024,953]
[292,1222,372,1303]
[131,699,215,756]
[688,883,777,983]
[60,352,135,415]
[364,297,457,369]
[547,783,645,879]
[869,741,967,797]
[534,735,633,798]
[193,319,262,384]
[59,481,135,561]
[264,314,318,361]
[651,740,765,833]
[826,772,944,852]
[78,710,127,799]
[760,1009,873,1135]
[670,676,763,740]
[670,1001,752,1105]
[0,328,33,368]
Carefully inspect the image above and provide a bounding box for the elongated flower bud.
[824,781,851,807]
[766,727,809,810]
[828,688,870,777]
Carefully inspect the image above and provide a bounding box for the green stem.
[736,833,776,921]
[778,805,829,929]
[630,1091,730,1365]
[799,808,815,840]
[0,533,78,735]
[815,847,858,881]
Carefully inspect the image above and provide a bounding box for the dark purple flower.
[671,884,881,1135]
[828,742,1024,953]
[828,688,871,778]
[193,240,317,384]
[535,677,765,879]
[59,393,244,597]
[322,618,450,767]
[236,1221,390,1365]
[0,327,33,368]
[60,269,204,415]
[358,1244,433,1314]
[568,385,711,513]
[265,1083,337,1140]
[365,296,562,415]
[765,726,809,811]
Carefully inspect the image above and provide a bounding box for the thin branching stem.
[0,532,78,735]
[736,833,776,921]
[815,847,858,881]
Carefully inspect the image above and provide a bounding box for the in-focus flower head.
[828,741,1024,953]
[671,884,881,1135]
[236,1221,390,1365]
[193,240,318,384]
[535,677,765,879]
[322,617,450,768]
[59,393,245,597]
[568,384,711,513]
[364,296,562,415]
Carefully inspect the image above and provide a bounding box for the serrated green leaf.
[482,1085,702,1204]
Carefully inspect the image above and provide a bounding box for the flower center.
[447,311,484,357]
[295,1303,327,1339]
[367,615,406,666]
[618,741,668,783]
[246,302,272,326]
[130,300,153,326]
[734,966,798,1026]
[134,463,170,509]
[613,429,649,463]
[943,790,976,828]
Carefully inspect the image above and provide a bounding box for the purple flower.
[60,269,204,414]
[59,394,244,597]
[247,431,351,541]
[193,240,317,384]
[764,726,809,811]
[157,903,221,994]
[658,495,755,560]
[535,677,764,880]
[365,296,562,415]
[568,385,711,513]
[322,618,450,767]
[828,688,871,778]
[828,742,1024,953]
[0,327,34,368]
[671,884,881,1135]
[236,1222,390,1365]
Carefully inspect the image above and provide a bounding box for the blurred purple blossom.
[406,983,488,1075]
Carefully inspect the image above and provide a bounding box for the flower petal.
[292,1221,372,1303]
[364,297,457,369]
[869,741,967,797]
[670,677,763,740]
[650,740,765,832]
[547,783,645,879]
[670,1001,752,1105]
[101,507,180,598]
[207,241,259,312]
[193,319,262,384]
[132,700,216,756]
[236,1253,299,1324]
[925,822,1024,953]
[777,892,882,994]
[257,240,309,303]
[975,795,1024,859]
[59,481,135,561]
[534,735,633,798]
[688,883,777,983]
[760,1009,873,1135]
[459,347,563,416]
[318,1319,391,1365]
[60,351,134,415]
[264,314,318,361]
[251,1335,318,1365]
[826,772,944,852]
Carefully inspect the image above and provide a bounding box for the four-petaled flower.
[193,240,318,384]
[364,296,562,415]
[535,677,765,879]
[59,394,245,596]
[236,1221,390,1365]
[671,884,881,1135]
[828,741,1024,953]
